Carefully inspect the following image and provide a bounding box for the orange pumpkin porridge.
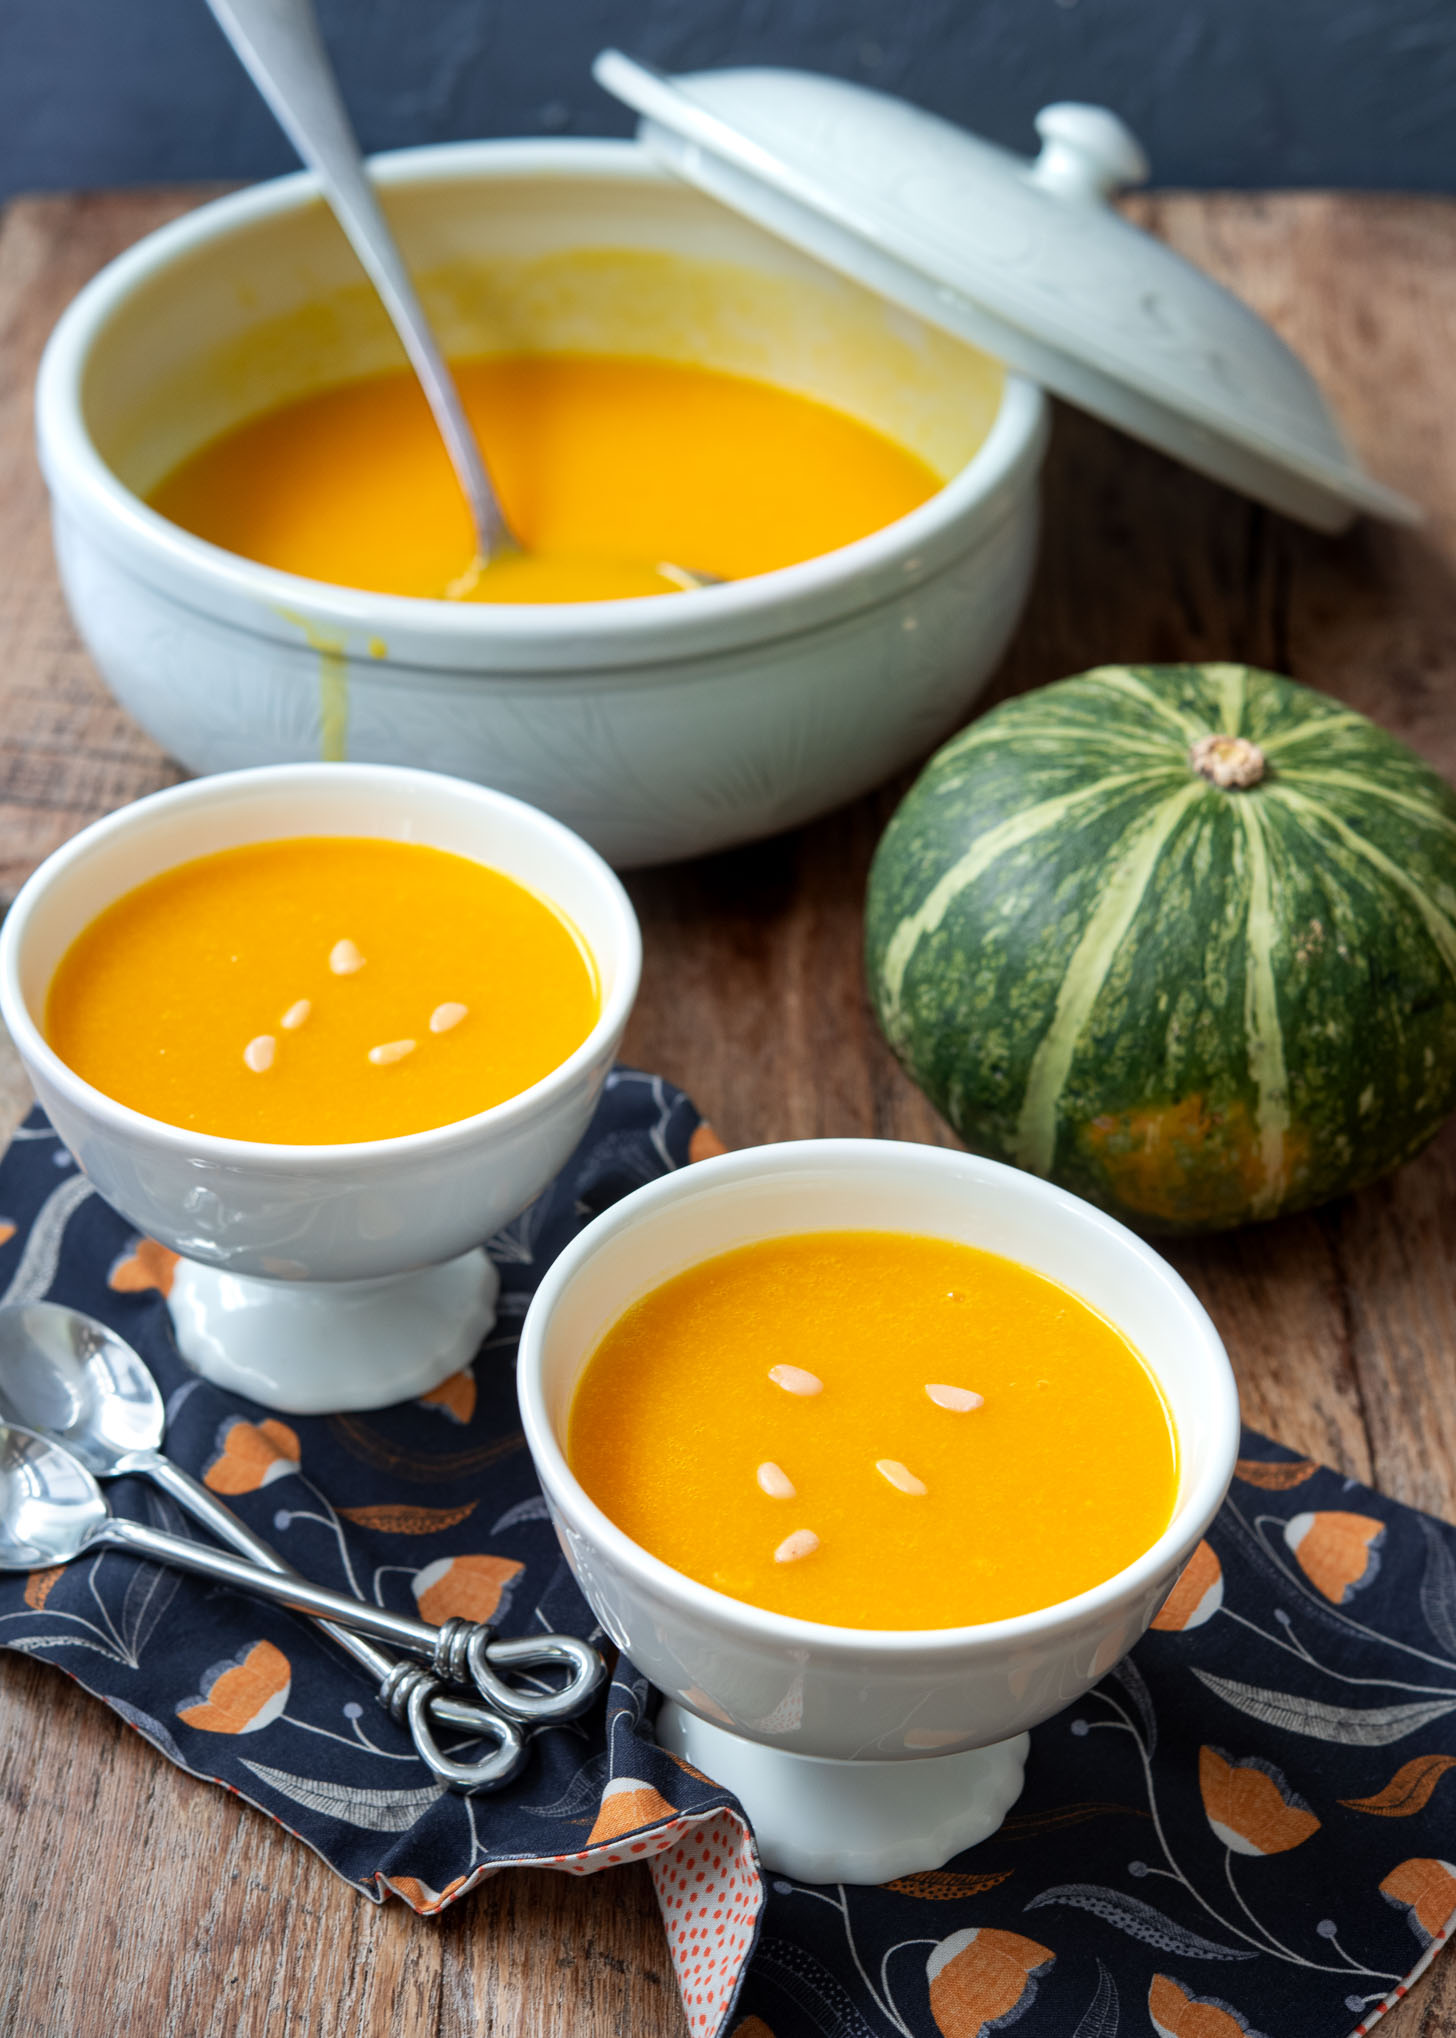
[45,836,598,1143]
[568,1231,1177,1629]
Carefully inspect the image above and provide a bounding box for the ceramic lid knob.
[1030,103,1151,202]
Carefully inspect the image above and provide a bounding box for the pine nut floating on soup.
[566,1230,1177,1629]
[44,836,600,1145]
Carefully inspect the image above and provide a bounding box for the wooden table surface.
[2,186,1456,2038]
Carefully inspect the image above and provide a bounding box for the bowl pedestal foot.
[656,1700,1030,1885]
[167,1247,499,1414]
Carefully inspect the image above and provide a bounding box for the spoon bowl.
[0,1302,162,1475]
[0,1423,109,1570]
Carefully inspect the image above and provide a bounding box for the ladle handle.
[126,1449,507,1742]
[204,0,513,562]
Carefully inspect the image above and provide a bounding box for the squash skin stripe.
[876,768,1165,1033]
[931,713,1168,776]
[1211,662,1248,736]
[1276,767,1456,842]
[1266,711,1371,749]
[1237,800,1293,1214]
[1013,781,1205,1175]
[1271,786,1456,983]
[1081,665,1204,741]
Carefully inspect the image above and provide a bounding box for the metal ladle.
[206,0,719,593]
[205,0,512,574]
[0,1304,604,1755]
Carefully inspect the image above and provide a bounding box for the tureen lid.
[594,50,1417,533]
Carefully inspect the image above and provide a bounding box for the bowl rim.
[34,136,1049,664]
[518,1136,1243,1660]
[0,760,643,1169]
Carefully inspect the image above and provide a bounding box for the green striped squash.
[865,663,1456,1232]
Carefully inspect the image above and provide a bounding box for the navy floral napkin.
[0,1071,1453,2038]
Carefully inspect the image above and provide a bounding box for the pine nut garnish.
[329,938,365,975]
[429,1001,468,1034]
[774,1529,820,1564]
[242,1034,276,1073]
[876,1458,927,1496]
[757,1461,796,1500]
[280,999,311,1031]
[925,1383,984,1413]
[367,1039,416,1066]
[768,1364,822,1396]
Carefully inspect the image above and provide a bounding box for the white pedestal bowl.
[518,1139,1240,1883]
[0,763,640,1413]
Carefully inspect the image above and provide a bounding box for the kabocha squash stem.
[864,662,1456,1234]
[1189,733,1267,789]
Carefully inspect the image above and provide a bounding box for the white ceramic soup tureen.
[34,61,1410,868]
[35,139,1044,870]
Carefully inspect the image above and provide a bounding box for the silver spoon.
[0,1304,604,1733]
[0,1421,525,1791]
[0,1308,518,1790]
[0,1416,604,1764]
[204,0,720,594]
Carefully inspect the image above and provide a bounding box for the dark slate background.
[3,0,1455,200]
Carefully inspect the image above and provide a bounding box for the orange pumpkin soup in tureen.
[148,354,942,605]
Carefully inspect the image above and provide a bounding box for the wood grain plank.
[4,185,1456,2035]
[0,192,199,909]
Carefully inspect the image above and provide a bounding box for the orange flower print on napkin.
[1380,1858,1456,1946]
[1284,1510,1384,1604]
[413,1553,523,1626]
[0,1220,14,1250]
[689,1122,727,1164]
[24,1566,64,1610]
[587,1775,678,1846]
[1149,1974,1267,2037]
[1199,1746,1319,1856]
[925,1927,1054,2037]
[108,1237,179,1297]
[1152,1541,1223,1631]
[203,1417,301,1495]
[384,1872,471,1914]
[418,1366,476,1425]
[177,1639,290,1734]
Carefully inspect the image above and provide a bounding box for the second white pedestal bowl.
[0,763,641,1413]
